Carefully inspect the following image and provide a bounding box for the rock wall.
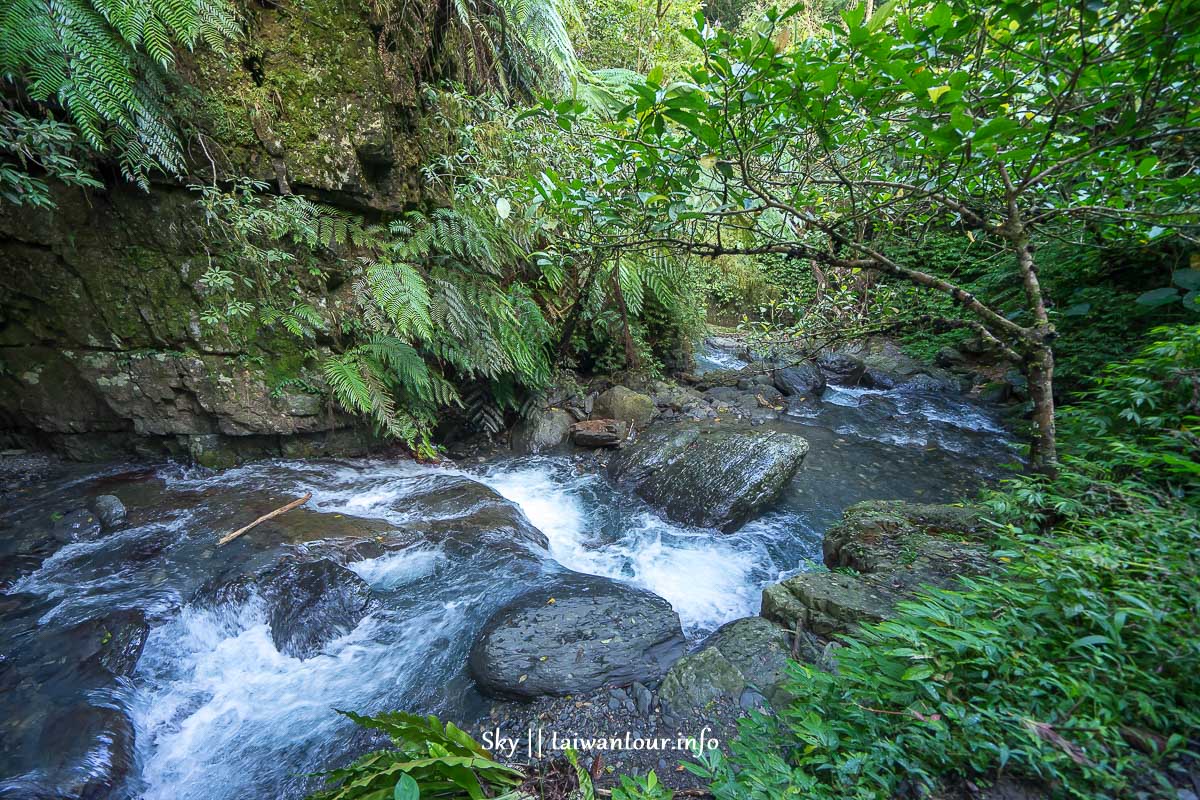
[0,0,463,463]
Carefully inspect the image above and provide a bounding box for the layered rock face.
[761,501,990,636]
[607,425,809,532]
[0,0,462,464]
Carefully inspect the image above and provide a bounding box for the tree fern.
[0,0,237,202]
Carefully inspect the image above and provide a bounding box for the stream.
[0,344,1017,800]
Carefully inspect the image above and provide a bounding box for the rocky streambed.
[0,341,1017,799]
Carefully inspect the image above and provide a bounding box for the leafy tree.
[531,0,1200,474]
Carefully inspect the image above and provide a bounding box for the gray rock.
[37,704,136,800]
[64,609,150,679]
[469,573,686,699]
[258,559,380,659]
[607,425,808,532]
[512,408,574,454]
[570,419,626,447]
[658,617,791,712]
[89,494,126,530]
[816,351,866,385]
[772,361,826,397]
[631,681,653,716]
[593,386,657,427]
[761,501,988,637]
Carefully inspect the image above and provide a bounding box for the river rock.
[592,386,657,428]
[772,361,826,397]
[258,559,380,659]
[36,704,136,800]
[88,495,127,530]
[64,609,149,679]
[469,573,686,698]
[760,501,989,636]
[607,426,808,532]
[512,408,574,453]
[398,476,550,554]
[816,351,866,385]
[658,617,791,712]
[570,418,626,447]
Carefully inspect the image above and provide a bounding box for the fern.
[0,0,237,200]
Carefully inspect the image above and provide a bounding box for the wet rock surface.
[607,425,809,531]
[570,419,626,447]
[470,573,686,699]
[760,500,990,635]
[257,558,381,659]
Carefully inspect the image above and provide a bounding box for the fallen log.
[218,492,312,545]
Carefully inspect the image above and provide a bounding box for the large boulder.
[34,704,136,800]
[512,408,574,454]
[257,559,380,659]
[592,386,657,428]
[760,501,989,636]
[469,573,686,699]
[395,476,550,555]
[607,426,809,532]
[658,617,791,712]
[816,351,866,386]
[63,609,149,680]
[772,361,826,398]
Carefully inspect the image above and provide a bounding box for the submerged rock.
[258,559,380,659]
[607,425,808,532]
[512,408,574,453]
[88,495,127,530]
[592,386,657,428]
[658,617,791,712]
[469,573,686,699]
[35,704,136,800]
[760,501,989,636]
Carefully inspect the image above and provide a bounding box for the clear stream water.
[0,345,1017,799]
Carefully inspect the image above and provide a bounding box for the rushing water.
[0,344,1016,799]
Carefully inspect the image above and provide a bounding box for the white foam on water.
[475,460,795,633]
[348,545,445,590]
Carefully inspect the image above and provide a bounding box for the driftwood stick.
[218,492,312,545]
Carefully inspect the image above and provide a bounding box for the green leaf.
[1135,287,1180,306]
[901,664,934,681]
[1172,269,1200,291]
[394,774,419,800]
[927,85,951,104]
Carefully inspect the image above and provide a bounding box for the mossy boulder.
[658,617,792,712]
[593,386,657,428]
[761,501,989,636]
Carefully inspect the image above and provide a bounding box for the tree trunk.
[1026,343,1058,476]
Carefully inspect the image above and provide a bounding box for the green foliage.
[0,0,237,201]
[573,0,700,78]
[0,108,104,206]
[693,325,1200,799]
[308,711,525,800]
[611,771,673,800]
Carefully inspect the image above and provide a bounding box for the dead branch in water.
[218,492,312,545]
